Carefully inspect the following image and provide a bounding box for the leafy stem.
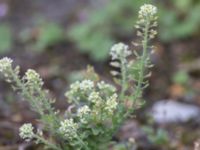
[131,19,150,105]
[116,19,151,128]
[137,21,149,93]
[9,67,59,136]
[120,55,127,99]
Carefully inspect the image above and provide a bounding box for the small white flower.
[79,80,94,91]
[77,105,90,116]
[88,91,101,103]
[139,4,157,18]
[97,81,116,92]
[105,93,118,115]
[65,80,94,103]
[25,69,43,87]
[0,57,13,72]
[67,80,94,93]
[110,43,131,60]
[136,4,158,40]
[70,81,81,92]
[77,105,91,123]
[19,123,34,142]
[65,81,81,102]
[59,119,78,140]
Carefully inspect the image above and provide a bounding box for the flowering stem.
[120,21,150,119]
[9,68,60,138]
[9,69,35,105]
[138,21,149,92]
[111,21,150,138]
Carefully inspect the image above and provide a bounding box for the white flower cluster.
[139,4,157,18]
[88,91,101,104]
[97,81,116,92]
[0,57,13,73]
[105,94,118,115]
[25,69,44,87]
[110,43,131,60]
[19,123,34,142]
[65,79,95,102]
[79,80,94,91]
[136,4,158,39]
[65,79,118,118]
[77,105,91,123]
[67,81,80,93]
[68,80,94,91]
[59,119,78,140]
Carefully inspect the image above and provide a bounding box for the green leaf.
[173,0,192,11]
[35,23,64,51]
[173,71,189,85]
[0,25,12,54]
[91,127,104,136]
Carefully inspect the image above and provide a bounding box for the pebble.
[150,100,200,124]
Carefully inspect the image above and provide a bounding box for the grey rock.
[150,100,200,124]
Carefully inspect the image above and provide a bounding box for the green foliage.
[67,66,100,83]
[159,0,200,41]
[112,141,136,150]
[0,4,158,150]
[173,70,189,85]
[67,70,85,83]
[35,23,64,50]
[68,0,146,61]
[20,22,64,52]
[142,126,169,145]
[0,25,12,54]
[69,24,114,61]
[68,0,200,61]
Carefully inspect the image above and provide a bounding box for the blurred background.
[0,0,200,149]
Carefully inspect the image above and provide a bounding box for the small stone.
[150,100,200,124]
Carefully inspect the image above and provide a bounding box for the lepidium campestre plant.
[0,4,158,150]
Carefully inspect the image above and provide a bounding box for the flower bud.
[110,43,131,60]
[25,69,43,87]
[0,57,13,73]
[77,105,91,123]
[139,4,157,20]
[59,119,78,140]
[19,123,34,142]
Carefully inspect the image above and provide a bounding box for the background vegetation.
[0,0,200,150]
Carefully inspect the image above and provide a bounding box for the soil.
[0,0,200,150]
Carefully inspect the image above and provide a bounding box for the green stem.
[10,69,53,117]
[10,69,60,139]
[111,21,150,136]
[76,136,90,150]
[136,21,149,95]
[121,21,150,120]
[120,55,127,99]
[34,135,62,150]
[10,69,34,103]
